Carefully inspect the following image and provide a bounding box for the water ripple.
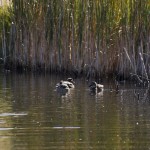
[0,112,28,117]
[53,126,81,129]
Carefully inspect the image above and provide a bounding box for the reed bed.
[1,0,150,81]
[0,2,11,64]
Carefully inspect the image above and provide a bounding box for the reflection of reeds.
[1,0,150,80]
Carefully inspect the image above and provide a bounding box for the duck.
[56,80,70,93]
[89,81,104,93]
[62,78,75,88]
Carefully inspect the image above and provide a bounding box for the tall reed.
[1,0,150,80]
[0,2,11,65]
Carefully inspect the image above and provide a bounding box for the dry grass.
[1,0,150,81]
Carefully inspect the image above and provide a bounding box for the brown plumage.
[89,81,104,93]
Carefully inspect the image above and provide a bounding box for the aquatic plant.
[1,0,150,81]
[0,2,11,64]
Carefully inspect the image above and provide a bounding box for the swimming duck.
[56,80,70,92]
[89,81,104,93]
[62,78,75,88]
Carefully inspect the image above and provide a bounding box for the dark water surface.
[0,73,150,150]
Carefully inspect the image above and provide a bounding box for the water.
[0,73,150,150]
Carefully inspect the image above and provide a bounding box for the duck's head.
[89,81,97,87]
[67,78,75,84]
[89,81,97,92]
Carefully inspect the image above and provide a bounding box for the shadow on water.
[0,72,150,149]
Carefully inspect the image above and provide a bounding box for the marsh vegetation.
[0,0,150,82]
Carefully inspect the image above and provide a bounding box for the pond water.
[0,72,150,150]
